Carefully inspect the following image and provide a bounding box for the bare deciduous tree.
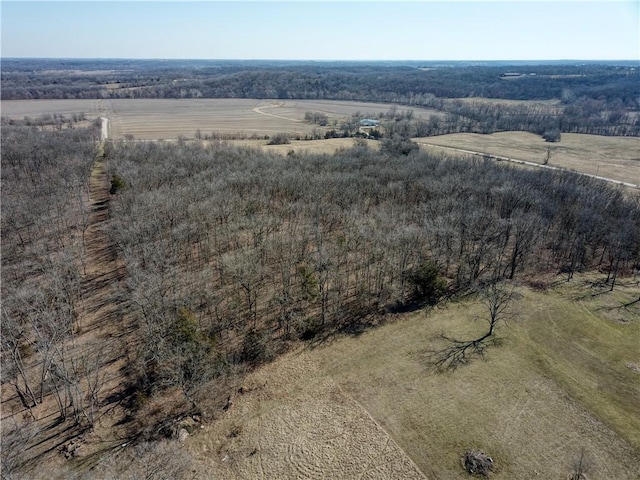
[430,282,516,371]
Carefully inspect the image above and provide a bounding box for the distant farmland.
[3,98,637,187]
[1,99,443,140]
[416,132,640,187]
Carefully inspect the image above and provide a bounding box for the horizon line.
[3,57,639,63]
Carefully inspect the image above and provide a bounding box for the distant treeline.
[3,61,638,137]
[2,61,638,104]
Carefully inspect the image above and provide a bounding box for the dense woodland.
[4,120,639,473]
[1,121,102,477]
[104,140,639,377]
[2,60,639,137]
[1,59,640,476]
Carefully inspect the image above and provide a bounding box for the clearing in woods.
[187,275,640,479]
[415,131,640,187]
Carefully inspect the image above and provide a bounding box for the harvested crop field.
[186,275,640,479]
[1,99,442,140]
[1,99,104,119]
[415,132,640,186]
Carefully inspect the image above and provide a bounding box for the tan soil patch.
[186,350,425,480]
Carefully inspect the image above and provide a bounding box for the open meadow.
[415,132,640,187]
[187,274,640,479]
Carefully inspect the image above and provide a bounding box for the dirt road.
[100,117,109,141]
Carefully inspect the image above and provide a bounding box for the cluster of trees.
[102,139,639,413]
[304,111,329,126]
[2,112,89,130]
[1,121,103,475]
[380,96,639,138]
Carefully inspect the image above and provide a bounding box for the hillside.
[186,275,640,479]
[1,114,639,479]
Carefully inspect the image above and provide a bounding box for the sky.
[1,1,638,61]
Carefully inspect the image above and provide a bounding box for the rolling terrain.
[2,98,637,187]
[1,99,439,140]
[186,275,640,479]
[2,73,639,479]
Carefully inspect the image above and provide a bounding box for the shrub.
[462,449,494,477]
[267,133,290,145]
[542,128,561,142]
[381,135,419,156]
[109,174,126,194]
[408,260,446,304]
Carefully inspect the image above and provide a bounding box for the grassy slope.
[517,278,640,449]
[313,274,640,479]
[414,132,640,186]
[188,274,639,479]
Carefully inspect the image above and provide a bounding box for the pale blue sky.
[2,1,638,60]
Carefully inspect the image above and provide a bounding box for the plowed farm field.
[1,99,442,140]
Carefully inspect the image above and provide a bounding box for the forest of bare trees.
[2,114,639,477]
[1,120,105,477]
[3,60,639,137]
[101,137,639,407]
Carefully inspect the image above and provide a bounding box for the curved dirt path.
[252,103,304,123]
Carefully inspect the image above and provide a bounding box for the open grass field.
[223,137,381,155]
[186,273,640,479]
[1,99,442,140]
[415,132,640,186]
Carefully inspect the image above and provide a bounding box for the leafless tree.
[430,282,516,371]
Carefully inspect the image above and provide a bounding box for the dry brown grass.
[415,132,640,186]
[184,273,639,479]
[186,350,425,479]
[223,137,381,155]
[451,97,562,109]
